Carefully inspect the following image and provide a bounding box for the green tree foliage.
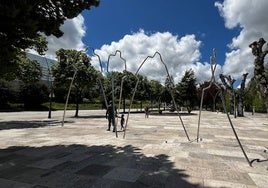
[14,56,49,109]
[20,82,49,109]
[149,80,164,104]
[17,57,42,83]
[104,71,150,112]
[219,74,236,115]
[52,49,98,117]
[0,79,13,107]
[134,74,151,102]
[244,79,266,113]
[249,38,268,112]
[0,0,99,77]
[163,75,175,105]
[176,69,197,113]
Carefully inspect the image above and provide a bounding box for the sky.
[42,0,268,87]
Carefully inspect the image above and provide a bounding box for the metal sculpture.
[123,51,190,141]
[106,50,127,138]
[88,47,108,108]
[61,48,127,135]
[197,49,252,166]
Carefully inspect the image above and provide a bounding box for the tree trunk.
[237,100,243,117]
[237,73,248,117]
[249,38,268,115]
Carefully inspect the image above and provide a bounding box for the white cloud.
[215,0,268,82]
[43,15,86,59]
[91,30,214,84]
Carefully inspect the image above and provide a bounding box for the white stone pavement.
[0,110,267,187]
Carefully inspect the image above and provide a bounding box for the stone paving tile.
[203,179,248,188]
[8,167,52,185]
[0,178,32,188]
[28,158,68,169]
[103,167,143,182]
[248,173,268,188]
[76,164,114,177]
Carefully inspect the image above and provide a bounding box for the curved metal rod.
[197,49,218,141]
[62,47,90,126]
[106,50,127,138]
[107,50,127,72]
[123,51,190,141]
[218,87,251,166]
[88,46,103,72]
[123,78,140,139]
[250,158,268,166]
[87,46,108,108]
[97,77,108,109]
[116,75,127,129]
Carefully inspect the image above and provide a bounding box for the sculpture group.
[61,38,267,167]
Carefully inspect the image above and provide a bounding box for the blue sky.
[82,0,237,63]
[42,0,268,86]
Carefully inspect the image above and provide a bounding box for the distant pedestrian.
[144,106,149,118]
[106,100,116,132]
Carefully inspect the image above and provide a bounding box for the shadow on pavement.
[0,144,202,187]
[75,115,106,119]
[0,120,63,130]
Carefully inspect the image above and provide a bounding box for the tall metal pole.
[62,68,78,126]
[43,56,53,119]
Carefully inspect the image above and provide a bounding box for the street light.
[48,90,55,118]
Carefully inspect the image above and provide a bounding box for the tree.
[164,75,175,105]
[104,71,150,112]
[219,74,236,115]
[20,82,49,109]
[17,57,42,83]
[249,38,268,113]
[0,0,99,77]
[236,73,248,117]
[176,69,197,113]
[0,79,13,108]
[15,56,50,108]
[245,78,266,113]
[52,49,98,117]
[149,80,164,112]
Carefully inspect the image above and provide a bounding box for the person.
[120,114,125,130]
[144,106,149,118]
[106,100,116,132]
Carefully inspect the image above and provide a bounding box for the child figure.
[120,114,125,130]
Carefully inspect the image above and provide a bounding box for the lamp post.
[44,56,54,119]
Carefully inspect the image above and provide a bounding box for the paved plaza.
[0,109,267,187]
